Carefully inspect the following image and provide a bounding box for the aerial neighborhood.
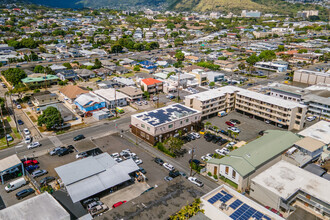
[0,2,328,220]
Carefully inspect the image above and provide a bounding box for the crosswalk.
[48,136,63,147]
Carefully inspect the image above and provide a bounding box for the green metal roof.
[21,75,59,83]
[208,130,301,177]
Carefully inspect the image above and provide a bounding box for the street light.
[189,147,195,177]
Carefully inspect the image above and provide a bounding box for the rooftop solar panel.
[263,216,271,220]
[230,204,249,220]
[252,212,264,220]
[221,190,228,195]
[220,194,233,203]
[229,199,243,210]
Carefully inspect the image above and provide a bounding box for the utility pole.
[0,105,9,148]
[8,92,17,130]
[44,68,47,90]
[114,88,117,118]
[177,70,180,101]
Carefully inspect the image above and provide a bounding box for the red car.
[112,201,126,208]
[23,160,39,167]
[265,206,284,217]
[225,121,234,127]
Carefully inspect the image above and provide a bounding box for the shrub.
[154,142,175,157]
[208,171,212,176]
[213,174,218,179]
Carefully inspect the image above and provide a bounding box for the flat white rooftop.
[298,120,330,144]
[94,88,129,101]
[251,160,330,203]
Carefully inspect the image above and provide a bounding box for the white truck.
[218,111,227,117]
[5,178,27,192]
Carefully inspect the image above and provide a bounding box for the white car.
[192,132,200,139]
[110,153,120,158]
[188,177,204,187]
[163,163,175,171]
[134,159,143,165]
[215,149,226,156]
[23,128,30,135]
[27,142,40,149]
[114,157,123,163]
[25,136,32,144]
[306,116,316,122]
[76,152,88,159]
[16,105,22,109]
[228,127,240,133]
[226,142,236,148]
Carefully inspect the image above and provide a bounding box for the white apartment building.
[131,104,202,145]
[185,86,307,130]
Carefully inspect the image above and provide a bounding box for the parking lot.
[205,111,283,142]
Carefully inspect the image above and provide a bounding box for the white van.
[5,178,27,192]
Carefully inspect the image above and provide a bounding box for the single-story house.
[74,93,106,116]
[59,85,90,103]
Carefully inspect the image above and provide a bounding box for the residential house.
[75,69,95,80]
[118,86,143,102]
[59,85,89,103]
[31,92,60,113]
[214,60,238,72]
[207,130,301,191]
[74,93,106,116]
[21,75,59,88]
[141,78,163,94]
[93,88,128,109]
[56,70,78,81]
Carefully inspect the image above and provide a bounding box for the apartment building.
[131,104,201,145]
[140,78,163,94]
[185,86,307,130]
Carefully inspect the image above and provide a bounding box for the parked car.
[187,133,195,140]
[31,169,48,178]
[258,130,265,135]
[230,119,241,125]
[188,177,204,187]
[163,163,175,171]
[228,127,240,133]
[191,132,200,139]
[82,197,100,208]
[49,147,65,156]
[154,157,164,165]
[164,176,173,182]
[138,167,146,174]
[16,188,35,200]
[67,145,74,150]
[226,142,236,148]
[215,149,226,156]
[188,159,205,167]
[90,204,109,217]
[220,130,229,136]
[23,128,30,135]
[212,136,222,144]
[16,105,22,109]
[57,148,73,156]
[134,158,143,165]
[27,142,40,149]
[218,139,228,146]
[306,116,316,122]
[112,201,126,208]
[225,121,234,127]
[6,134,13,142]
[169,170,181,178]
[87,201,104,211]
[23,159,39,167]
[25,136,32,144]
[110,153,120,158]
[73,134,85,141]
[25,165,39,172]
[40,176,55,186]
[17,120,24,125]
[76,152,88,159]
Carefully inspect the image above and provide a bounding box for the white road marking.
[48,136,63,147]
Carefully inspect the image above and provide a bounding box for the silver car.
[31,169,48,178]
[49,147,64,156]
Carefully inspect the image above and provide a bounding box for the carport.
[0,155,25,184]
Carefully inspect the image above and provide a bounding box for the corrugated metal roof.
[56,153,139,203]
[0,155,21,172]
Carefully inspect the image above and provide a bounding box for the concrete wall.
[250,180,281,210]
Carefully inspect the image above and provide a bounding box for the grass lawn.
[220,176,238,188]
[13,128,21,139]
[6,116,11,122]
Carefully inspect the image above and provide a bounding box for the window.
[232,170,236,179]
[168,124,173,128]
[186,119,189,123]
[225,166,229,175]
[180,121,183,125]
[147,127,150,131]
[141,124,145,128]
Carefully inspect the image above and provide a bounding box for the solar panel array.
[229,202,271,220]
[207,190,272,220]
[136,104,198,126]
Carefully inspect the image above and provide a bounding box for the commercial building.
[298,120,330,144]
[0,155,25,184]
[293,69,330,85]
[185,86,307,130]
[0,192,70,220]
[302,94,330,120]
[55,153,139,203]
[93,88,128,109]
[250,160,330,218]
[201,185,284,220]
[131,104,202,145]
[255,61,288,72]
[21,75,59,87]
[206,130,301,191]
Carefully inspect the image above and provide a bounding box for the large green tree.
[2,68,27,86]
[175,50,185,62]
[259,50,276,61]
[37,107,63,130]
[246,54,260,65]
[164,137,184,154]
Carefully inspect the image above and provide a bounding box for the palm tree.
[204,121,212,129]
